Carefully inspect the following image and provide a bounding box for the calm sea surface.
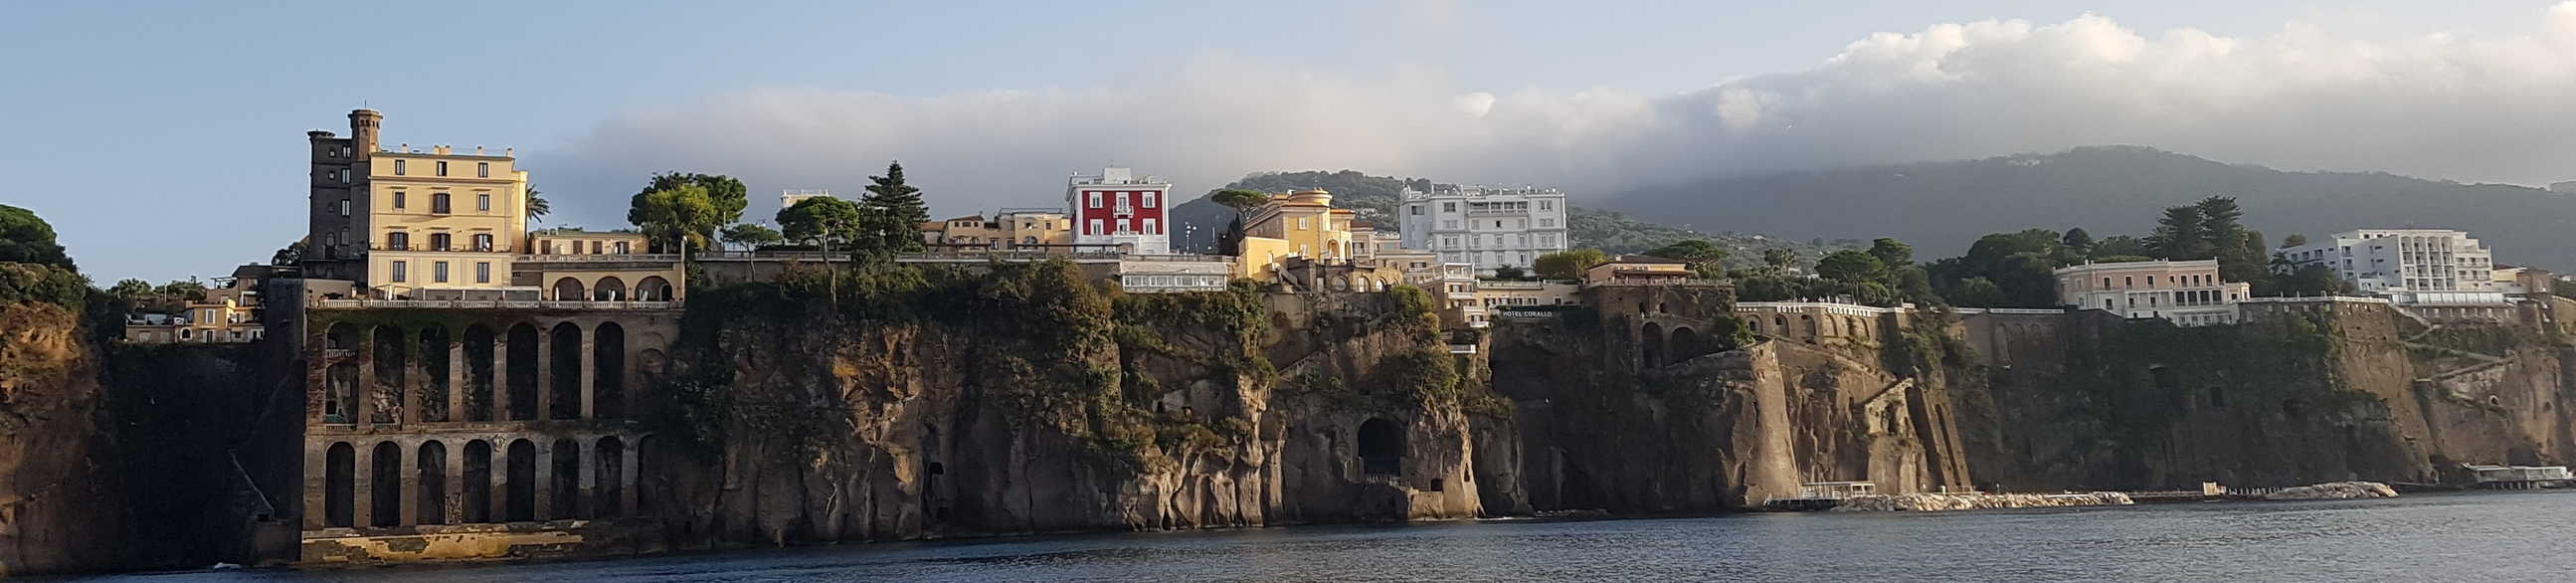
[98,490,2576,582]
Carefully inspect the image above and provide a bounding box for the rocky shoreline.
[1830,491,2134,512]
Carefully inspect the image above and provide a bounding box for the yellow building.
[520,229,681,301]
[1238,189,1361,280]
[921,210,1074,252]
[304,109,682,302]
[125,265,275,343]
[1583,256,1694,287]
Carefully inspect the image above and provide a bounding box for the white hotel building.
[2280,229,2501,304]
[1397,184,1570,274]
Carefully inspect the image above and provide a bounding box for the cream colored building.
[125,266,274,343]
[921,210,1075,252]
[1583,256,1693,287]
[2054,259,2249,326]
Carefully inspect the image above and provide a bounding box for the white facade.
[781,189,832,209]
[2054,259,2251,326]
[1065,167,1172,256]
[2281,229,2500,303]
[1397,184,1570,274]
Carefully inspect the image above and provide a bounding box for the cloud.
[539,3,2576,221]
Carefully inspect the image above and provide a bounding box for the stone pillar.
[398,441,420,527]
[493,331,510,421]
[446,441,466,524]
[620,437,641,517]
[579,323,597,420]
[351,442,374,529]
[302,442,327,529]
[535,326,553,423]
[355,336,376,426]
[402,337,423,426]
[448,338,466,423]
[576,437,597,519]
[489,439,510,522]
[532,438,554,520]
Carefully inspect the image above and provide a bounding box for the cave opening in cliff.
[370,441,402,527]
[1360,419,1404,477]
[595,322,626,419]
[324,442,354,527]
[463,440,492,522]
[506,439,536,521]
[418,441,449,524]
[506,324,539,421]
[464,324,495,421]
[421,326,452,422]
[372,325,407,424]
[549,323,582,420]
[552,438,583,518]
[596,436,625,518]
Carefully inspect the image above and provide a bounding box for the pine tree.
[862,161,929,252]
[2149,205,2210,260]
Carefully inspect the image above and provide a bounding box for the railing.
[312,298,680,309]
[1584,278,1730,288]
[512,253,682,263]
[2241,295,2391,304]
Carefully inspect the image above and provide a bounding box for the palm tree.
[526,187,552,223]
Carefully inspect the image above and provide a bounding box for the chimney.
[347,108,383,157]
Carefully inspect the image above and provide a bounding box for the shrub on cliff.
[0,262,87,308]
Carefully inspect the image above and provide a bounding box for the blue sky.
[1,1,2563,282]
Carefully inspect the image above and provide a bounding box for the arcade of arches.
[306,434,656,528]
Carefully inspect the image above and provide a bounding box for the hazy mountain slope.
[1604,146,2576,269]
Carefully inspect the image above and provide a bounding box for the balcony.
[512,253,681,264]
[311,298,680,310]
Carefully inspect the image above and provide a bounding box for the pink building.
[2054,259,2251,326]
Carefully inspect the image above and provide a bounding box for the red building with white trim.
[1065,167,1171,255]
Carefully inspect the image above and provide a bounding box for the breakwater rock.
[2261,482,2399,500]
[1830,491,2134,512]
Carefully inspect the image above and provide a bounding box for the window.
[616,242,630,254]
[338,168,350,184]
[1143,218,1158,234]
[1297,218,1311,230]
[386,232,410,250]
[471,234,492,251]
[433,262,450,283]
[1539,200,1554,210]
[1088,219,1103,235]
[393,191,406,209]
[395,159,406,175]
[429,233,451,251]
[1409,205,1423,216]
[2124,277,2133,287]
[1088,192,1102,208]
[432,193,451,214]
[591,241,603,254]
[1539,219,1554,228]
[477,193,490,211]
[436,161,448,176]
[476,162,488,178]
[1143,192,1157,207]
[2102,277,2111,288]
[474,262,490,284]
[338,199,350,216]
[389,261,408,283]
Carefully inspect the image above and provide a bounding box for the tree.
[1207,188,1270,223]
[272,240,306,266]
[525,188,551,223]
[721,224,784,251]
[778,197,870,301]
[860,161,929,253]
[108,278,152,297]
[1493,265,1527,280]
[1648,239,1728,278]
[2148,204,2210,260]
[1865,238,1914,267]
[2061,228,2095,258]
[1534,249,1607,281]
[630,184,723,259]
[2280,234,2308,248]
[1947,278,2008,307]
[1761,248,1798,272]
[2093,235,2153,258]
[2194,196,2243,248]
[2269,264,2353,296]
[633,173,748,227]
[1814,250,1884,283]
[155,279,207,299]
[0,204,74,270]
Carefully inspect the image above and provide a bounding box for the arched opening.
[462,440,492,523]
[549,322,583,420]
[636,277,672,301]
[595,437,626,518]
[1798,314,1816,342]
[324,442,355,527]
[463,324,495,421]
[551,438,583,519]
[370,442,402,527]
[2207,386,2227,410]
[370,325,406,424]
[326,362,358,423]
[552,278,586,301]
[595,322,626,419]
[505,439,536,521]
[1639,322,1665,369]
[506,323,539,421]
[418,441,449,524]
[636,436,656,516]
[592,277,627,301]
[325,321,356,350]
[1670,326,1704,363]
[636,349,667,419]
[1358,418,1405,477]
[420,326,451,422]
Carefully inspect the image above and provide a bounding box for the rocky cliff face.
[644,264,1491,548]
[0,301,125,575]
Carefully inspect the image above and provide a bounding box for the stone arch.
[636,277,673,301]
[370,324,406,424]
[326,361,358,423]
[324,442,356,527]
[592,277,627,301]
[420,325,452,422]
[551,438,583,519]
[1772,314,1788,336]
[418,441,449,524]
[552,278,586,301]
[596,322,626,419]
[1640,321,1666,369]
[325,321,356,350]
[549,322,582,420]
[1799,314,1817,342]
[462,440,492,523]
[595,436,626,518]
[505,439,536,521]
[463,324,496,421]
[1670,326,1705,363]
[371,441,402,527]
[506,323,539,421]
[1358,418,1404,477]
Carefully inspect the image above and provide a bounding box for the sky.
[3,1,2572,282]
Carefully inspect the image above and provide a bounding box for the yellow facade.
[1238,189,1363,282]
[922,211,1074,251]
[521,229,682,301]
[362,145,530,297]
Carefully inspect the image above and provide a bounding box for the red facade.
[1071,188,1169,236]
